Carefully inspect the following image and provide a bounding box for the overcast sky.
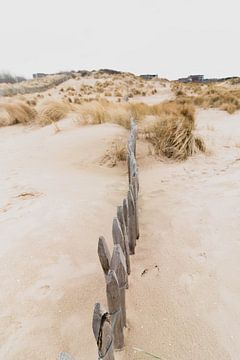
[1,0,239,79]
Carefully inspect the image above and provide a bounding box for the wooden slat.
[98,236,111,276]
[131,177,139,240]
[127,189,136,254]
[92,303,115,360]
[112,218,125,256]
[112,217,128,288]
[110,244,127,327]
[117,206,131,275]
[106,270,124,350]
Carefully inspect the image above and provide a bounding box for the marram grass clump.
[144,104,206,161]
[0,101,37,126]
[37,100,71,125]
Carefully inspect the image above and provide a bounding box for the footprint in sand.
[148,189,165,198]
[196,251,207,263]
[39,284,51,295]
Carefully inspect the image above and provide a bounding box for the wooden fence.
[92,119,139,359]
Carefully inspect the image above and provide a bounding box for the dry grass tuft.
[0,101,37,126]
[101,137,127,167]
[195,136,206,152]
[37,101,71,125]
[172,82,240,114]
[144,104,206,160]
[74,100,131,128]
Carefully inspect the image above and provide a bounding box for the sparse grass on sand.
[172,82,240,114]
[143,103,206,160]
[37,101,71,125]
[0,97,206,161]
[0,101,37,126]
[101,137,127,167]
[73,100,131,129]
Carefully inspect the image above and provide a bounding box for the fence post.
[93,119,140,358]
[106,270,124,350]
[98,236,111,277]
[130,183,139,242]
[112,217,129,281]
[117,206,131,275]
[127,189,136,255]
[92,303,115,360]
[127,153,131,185]
[110,244,127,327]
[132,176,139,239]
[112,218,125,257]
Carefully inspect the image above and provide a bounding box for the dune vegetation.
[143,103,206,160]
[37,100,72,125]
[8,72,240,161]
[172,82,240,114]
[0,95,206,161]
[0,101,37,126]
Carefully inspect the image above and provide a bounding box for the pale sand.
[120,109,240,360]
[0,109,240,359]
[0,120,129,359]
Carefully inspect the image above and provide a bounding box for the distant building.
[178,75,204,83]
[140,74,158,80]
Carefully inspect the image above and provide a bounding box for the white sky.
[1,0,239,79]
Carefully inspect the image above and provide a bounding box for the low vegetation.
[37,101,71,125]
[73,100,130,128]
[101,137,127,167]
[0,96,206,161]
[0,101,36,126]
[0,71,211,162]
[172,82,240,114]
[143,103,206,160]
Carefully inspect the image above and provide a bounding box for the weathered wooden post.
[110,244,127,327]
[130,182,139,242]
[117,206,131,275]
[106,270,124,350]
[112,217,130,279]
[98,236,111,277]
[127,152,131,185]
[122,197,131,257]
[112,218,125,257]
[92,303,115,360]
[127,189,136,255]
[123,198,128,232]
[132,175,139,240]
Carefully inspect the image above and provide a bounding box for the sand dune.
[1,108,240,359]
[120,109,240,360]
[0,120,128,359]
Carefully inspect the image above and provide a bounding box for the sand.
[0,120,129,359]
[121,109,240,360]
[1,108,240,359]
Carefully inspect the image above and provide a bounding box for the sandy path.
[120,109,240,360]
[0,120,128,359]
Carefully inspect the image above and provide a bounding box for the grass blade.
[133,347,166,359]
